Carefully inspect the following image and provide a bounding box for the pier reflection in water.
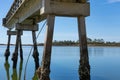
[4,56,90,80]
[3,46,91,80]
[88,47,104,56]
[11,68,17,80]
[32,60,39,80]
[4,60,23,80]
[4,59,40,80]
[4,60,10,80]
[18,60,23,80]
[2,46,120,80]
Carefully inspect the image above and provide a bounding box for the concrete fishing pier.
[3,0,90,80]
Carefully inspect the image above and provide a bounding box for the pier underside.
[3,0,90,29]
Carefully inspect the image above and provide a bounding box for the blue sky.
[0,0,120,44]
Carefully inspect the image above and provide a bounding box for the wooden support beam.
[77,16,90,80]
[16,23,39,31]
[12,30,21,68]
[32,31,38,51]
[7,31,17,35]
[19,34,23,60]
[4,60,10,80]
[32,31,39,69]
[40,15,55,80]
[41,2,90,17]
[76,0,87,3]
[7,30,23,35]
[4,34,11,61]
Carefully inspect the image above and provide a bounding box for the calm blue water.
[0,46,120,80]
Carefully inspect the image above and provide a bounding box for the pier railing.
[5,0,24,24]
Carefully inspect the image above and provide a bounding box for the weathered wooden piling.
[40,15,55,80]
[78,16,90,80]
[12,30,22,68]
[16,23,39,69]
[32,30,39,69]
[19,37,23,60]
[4,31,11,61]
[5,30,19,61]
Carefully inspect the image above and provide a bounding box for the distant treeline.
[52,40,78,46]
[1,38,120,46]
[37,38,120,46]
[50,38,120,46]
[87,38,120,46]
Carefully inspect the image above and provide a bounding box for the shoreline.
[1,44,120,47]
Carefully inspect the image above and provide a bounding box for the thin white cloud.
[108,0,120,3]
